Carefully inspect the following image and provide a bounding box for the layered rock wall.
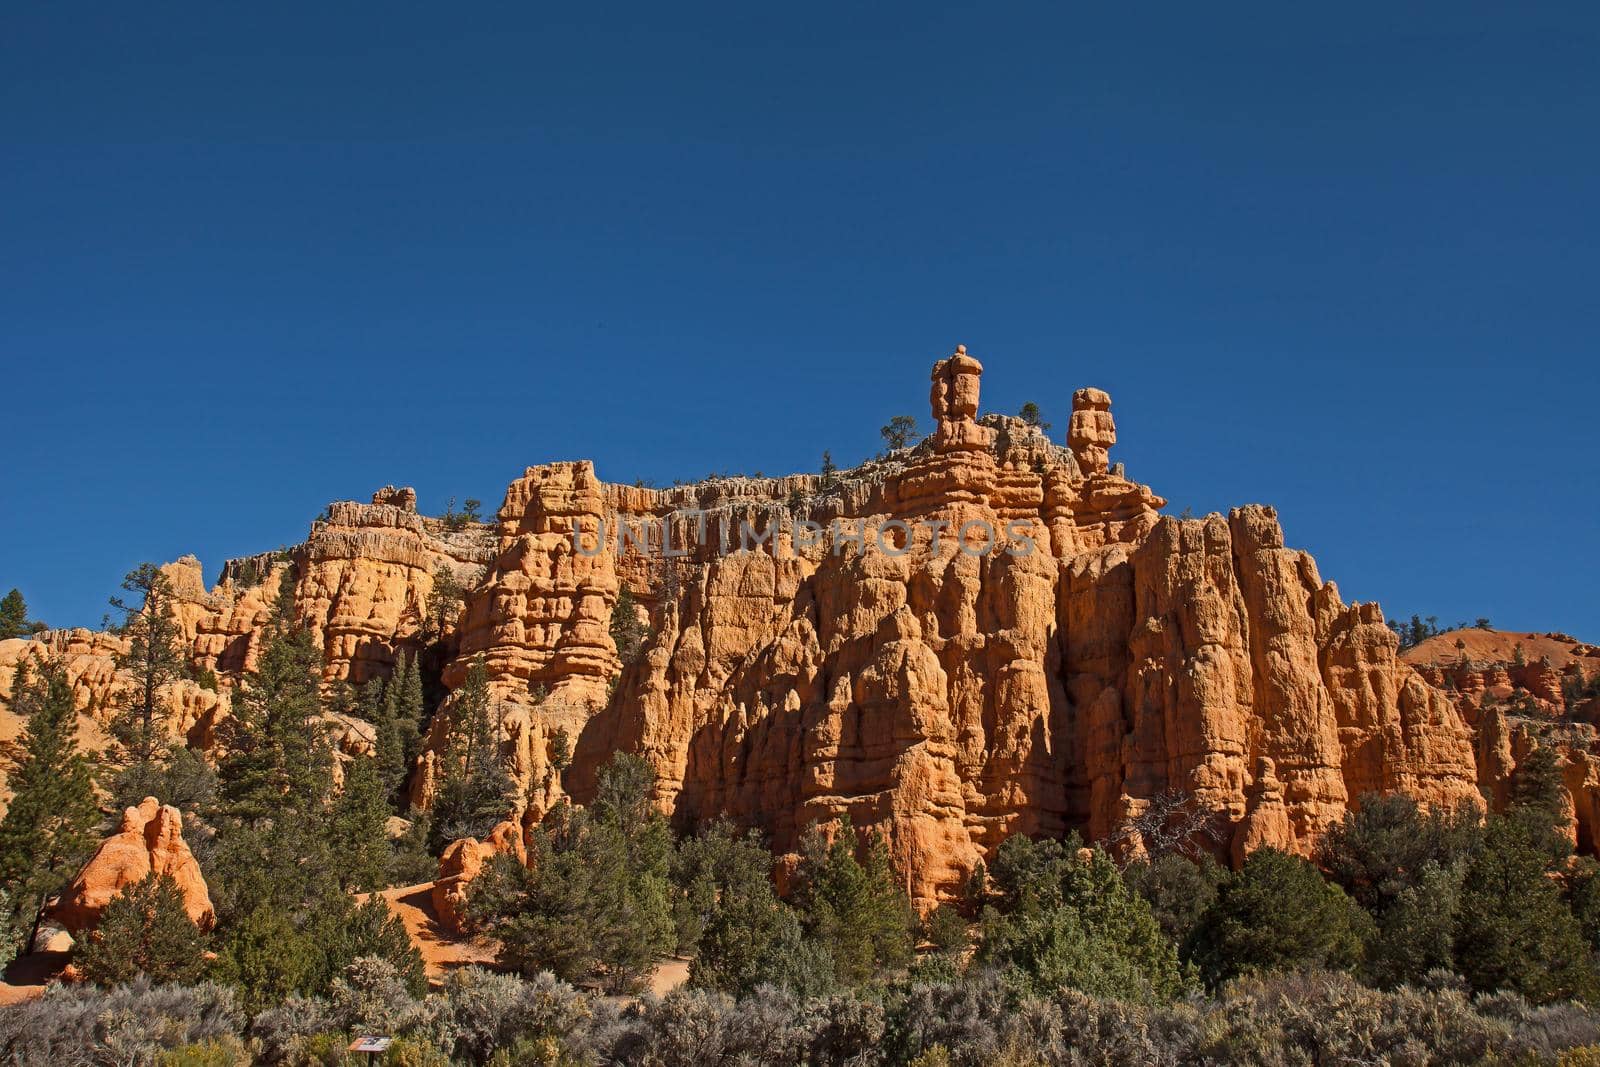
[0,346,1495,907]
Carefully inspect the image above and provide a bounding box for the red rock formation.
[0,349,1511,907]
[431,818,525,935]
[1405,628,1600,849]
[50,797,214,934]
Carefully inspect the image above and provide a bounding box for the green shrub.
[977,836,1190,1001]
[157,1036,252,1066]
[78,872,207,987]
[1187,848,1374,987]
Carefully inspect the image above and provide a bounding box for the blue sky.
[3,3,1597,635]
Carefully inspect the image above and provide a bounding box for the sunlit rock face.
[1,346,1489,908]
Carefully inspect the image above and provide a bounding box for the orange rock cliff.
[6,346,1558,909]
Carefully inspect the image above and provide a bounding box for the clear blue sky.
[3,4,1597,636]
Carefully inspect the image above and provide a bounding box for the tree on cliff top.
[107,563,188,799]
[880,415,921,451]
[1018,401,1051,431]
[0,656,100,954]
[0,588,44,639]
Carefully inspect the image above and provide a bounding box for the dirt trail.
[371,881,497,982]
[0,951,69,1006]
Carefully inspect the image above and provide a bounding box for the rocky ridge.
[1404,629,1600,850]
[0,348,1515,906]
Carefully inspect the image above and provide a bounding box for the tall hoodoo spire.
[1068,386,1116,475]
[929,344,995,452]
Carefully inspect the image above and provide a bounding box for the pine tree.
[1507,743,1571,865]
[470,753,675,994]
[819,450,838,490]
[0,657,100,954]
[1187,848,1374,988]
[425,566,466,641]
[1018,402,1051,431]
[76,872,206,986]
[978,834,1190,1001]
[1455,813,1599,1002]
[1318,792,1482,915]
[431,655,514,846]
[880,415,921,451]
[107,563,188,797]
[796,817,917,986]
[374,655,423,804]
[1510,743,1567,816]
[371,676,407,805]
[678,822,807,996]
[398,652,425,747]
[0,888,16,972]
[610,588,648,666]
[329,755,393,892]
[216,572,330,826]
[0,588,42,639]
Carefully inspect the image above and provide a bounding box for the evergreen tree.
[369,670,410,805]
[880,415,921,451]
[978,834,1191,1001]
[316,893,426,997]
[210,903,321,1010]
[1018,402,1051,431]
[431,655,515,846]
[1318,793,1482,915]
[1187,848,1374,988]
[469,753,675,994]
[209,570,340,927]
[1510,743,1567,817]
[470,813,602,985]
[389,808,436,887]
[1454,813,1598,1003]
[425,566,466,641]
[586,752,675,990]
[390,652,426,768]
[211,891,423,1009]
[216,572,330,826]
[0,889,16,972]
[328,755,393,892]
[676,822,802,995]
[0,657,100,954]
[794,817,917,986]
[107,563,188,798]
[76,872,206,986]
[0,588,42,638]
[1363,860,1464,988]
[819,450,838,489]
[1125,851,1228,948]
[1568,858,1600,952]
[609,588,649,666]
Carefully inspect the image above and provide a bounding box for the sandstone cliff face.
[0,347,1496,907]
[416,347,1480,906]
[1404,629,1600,851]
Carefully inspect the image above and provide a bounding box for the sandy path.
[371,881,498,983]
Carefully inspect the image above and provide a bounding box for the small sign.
[349,1036,393,1053]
